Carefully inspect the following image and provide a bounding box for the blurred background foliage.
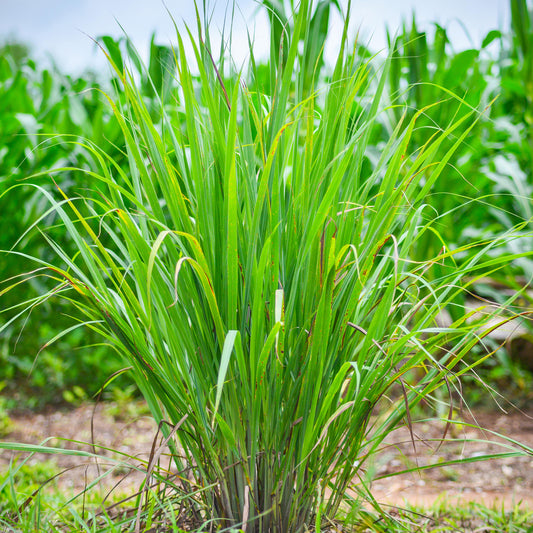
[2,0,533,409]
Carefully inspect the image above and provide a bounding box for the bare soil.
[2,402,533,510]
[371,407,533,509]
[2,402,158,498]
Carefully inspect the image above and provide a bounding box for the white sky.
[0,0,509,74]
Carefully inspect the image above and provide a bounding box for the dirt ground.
[2,402,533,510]
[371,407,533,509]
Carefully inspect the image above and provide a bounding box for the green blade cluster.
[3,3,532,532]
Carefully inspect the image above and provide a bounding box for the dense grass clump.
[2,1,533,531]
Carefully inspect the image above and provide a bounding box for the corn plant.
[386,18,497,249]
[385,17,509,330]
[502,0,533,158]
[2,2,532,531]
[0,43,129,402]
[485,0,533,282]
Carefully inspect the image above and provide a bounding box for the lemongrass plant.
[3,1,533,531]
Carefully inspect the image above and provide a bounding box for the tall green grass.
[2,2,533,531]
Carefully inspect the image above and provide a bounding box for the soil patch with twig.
[372,407,533,509]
